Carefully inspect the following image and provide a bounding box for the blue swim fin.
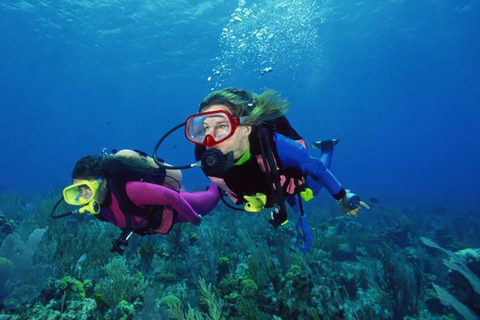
[312,139,339,151]
[295,214,313,252]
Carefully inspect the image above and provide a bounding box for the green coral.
[94,257,148,308]
[279,263,314,317]
[94,293,109,311]
[240,279,258,297]
[225,292,240,303]
[116,300,136,316]
[217,256,230,280]
[285,264,312,294]
[198,278,225,319]
[139,243,158,267]
[161,294,182,307]
[59,276,86,298]
[289,264,302,275]
[218,278,234,296]
[218,256,229,264]
[189,232,198,245]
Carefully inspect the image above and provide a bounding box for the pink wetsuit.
[103,181,220,232]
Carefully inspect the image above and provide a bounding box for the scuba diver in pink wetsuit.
[52,149,220,254]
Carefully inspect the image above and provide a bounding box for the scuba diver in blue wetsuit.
[188,88,369,250]
[152,87,369,252]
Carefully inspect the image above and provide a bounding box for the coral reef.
[0,192,479,319]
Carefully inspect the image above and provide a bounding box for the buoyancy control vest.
[100,157,177,235]
[196,115,308,207]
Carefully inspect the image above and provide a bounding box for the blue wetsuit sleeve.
[274,133,345,199]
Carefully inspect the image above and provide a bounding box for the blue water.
[1,0,479,208]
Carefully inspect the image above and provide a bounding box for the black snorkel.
[152,122,202,170]
[152,122,234,178]
[50,197,75,219]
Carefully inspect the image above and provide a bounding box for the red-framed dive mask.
[185,110,247,147]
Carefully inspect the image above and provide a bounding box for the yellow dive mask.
[63,179,103,206]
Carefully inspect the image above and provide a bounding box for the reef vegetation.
[0,191,479,319]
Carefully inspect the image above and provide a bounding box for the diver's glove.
[337,190,370,217]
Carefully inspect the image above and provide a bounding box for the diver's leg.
[286,195,313,252]
[286,195,300,213]
[308,139,339,195]
[312,139,339,169]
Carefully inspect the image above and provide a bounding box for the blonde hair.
[198,87,290,127]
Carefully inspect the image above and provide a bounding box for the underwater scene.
[1,0,479,319]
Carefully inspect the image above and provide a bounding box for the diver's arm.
[275,134,369,216]
[125,181,200,224]
[179,182,220,216]
[274,133,346,200]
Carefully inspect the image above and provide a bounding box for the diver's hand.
[337,191,370,217]
[337,200,369,217]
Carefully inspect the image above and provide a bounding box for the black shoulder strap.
[271,115,303,140]
[256,126,288,227]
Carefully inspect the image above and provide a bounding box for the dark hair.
[198,87,290,127]
[71,155,105,180]
[71,154,156,180]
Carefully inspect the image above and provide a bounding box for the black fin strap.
[297,193,305,217]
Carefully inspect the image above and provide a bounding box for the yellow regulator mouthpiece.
[243,193,267,212]
[300,188,314,202]
[78,200,101,215]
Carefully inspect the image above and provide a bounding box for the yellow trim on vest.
[300,188,314,202]
[243,193,267,212]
